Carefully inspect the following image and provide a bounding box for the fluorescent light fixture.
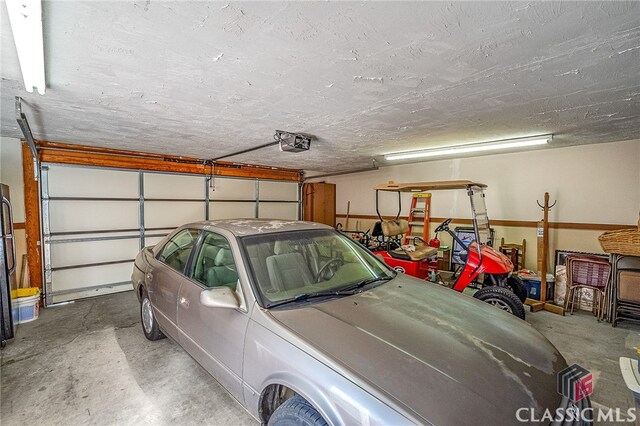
[384,135,552,161]
[6,0,46,95]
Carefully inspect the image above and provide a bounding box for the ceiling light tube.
[384,135,552,161]
[6,0,46,95]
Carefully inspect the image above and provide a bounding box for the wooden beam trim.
[38,148,302,182]
[36,140,303,175]
[14,222,26,230]
[38,141,292,168]
[21,143,43,292]
[335,214,636,232]
[38,140,184,160]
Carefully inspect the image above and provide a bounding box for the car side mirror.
[200,286,240,309]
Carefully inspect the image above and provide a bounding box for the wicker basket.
[598,214,640,257]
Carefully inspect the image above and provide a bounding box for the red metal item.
[428,238,440,248]
[371,181,524,316]
[375,251,437,279]
[451,243,513,291]
[376,242,513,293]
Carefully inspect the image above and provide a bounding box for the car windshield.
[241,229,394,307]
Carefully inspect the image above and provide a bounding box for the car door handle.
[179,297,189,308]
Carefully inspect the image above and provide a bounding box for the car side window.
[158,229,200,273]
[191,232,239,290]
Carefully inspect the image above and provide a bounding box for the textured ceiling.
[1,1,639,172]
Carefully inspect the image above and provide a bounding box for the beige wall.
[317,139,640,272]
[0,137,28,286]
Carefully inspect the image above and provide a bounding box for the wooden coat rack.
[537,192,557,294]
[527,193,564,315]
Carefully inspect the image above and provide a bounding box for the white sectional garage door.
[41,164,299,304]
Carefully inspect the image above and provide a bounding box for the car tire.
[140,289,165,341]
[474,287,526,320]
[268,396,328,426]
[505,275,528,303]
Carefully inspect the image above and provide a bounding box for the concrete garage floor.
[1,291,638,425]
[527,310,639,419]
[0,292,255,425]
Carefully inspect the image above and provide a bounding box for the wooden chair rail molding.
[336,214,636,232]
[36,140,304,182]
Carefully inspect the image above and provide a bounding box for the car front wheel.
[141,289,165,341]
[268,396,328,426]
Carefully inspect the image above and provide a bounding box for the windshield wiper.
[267,292,338,309]
[266,275,395,309]
[267,293,316,309]
[341,274,394,292]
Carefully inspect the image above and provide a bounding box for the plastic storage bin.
[521,274,554,301]
[11,288,40,324]
[522,278,542,300]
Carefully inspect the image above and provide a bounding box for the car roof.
[185,219,333,237]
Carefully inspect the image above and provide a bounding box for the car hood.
[269,275,565,425]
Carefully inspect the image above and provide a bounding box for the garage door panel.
[209,201,255,220]
[51,230,140,240]
[51,262,133,298]
[259,181,298,201]
[49,200,139,233]
[144,173,205,199]
[50,239,140,269]
[44,164,140,304]
[51,283,133,304]
[145,201,204,228]
[259,202,298,220]
[43,165,300,304]
[209,178,255,200]
[51,262,133,303]
[47,165,138,198]
[52,262,133,291]
[144,235,167,248]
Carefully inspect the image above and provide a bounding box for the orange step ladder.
[404,193,431,244]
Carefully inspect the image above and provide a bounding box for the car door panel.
[177,280,249,401]
[147,228,200,341]
[146,257,183,341]
[176,231,250,403]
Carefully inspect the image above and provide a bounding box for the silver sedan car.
[132,219,588,425]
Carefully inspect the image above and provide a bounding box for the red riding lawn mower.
[369,180,527,319]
